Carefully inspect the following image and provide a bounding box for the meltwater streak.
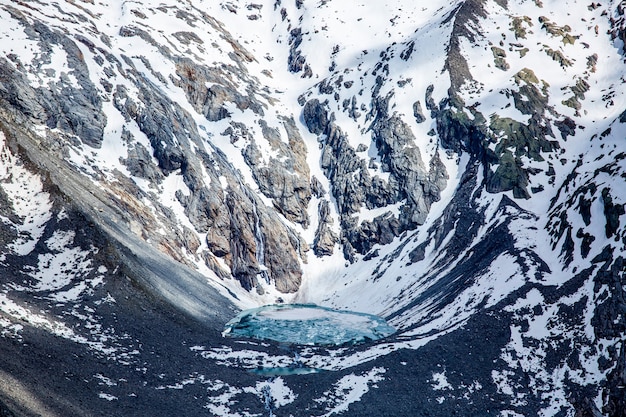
[222,304,396,346]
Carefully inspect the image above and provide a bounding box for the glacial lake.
[222,304,395,346]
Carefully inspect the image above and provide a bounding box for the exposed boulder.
[303,98,330,135]
[413,100,426,123]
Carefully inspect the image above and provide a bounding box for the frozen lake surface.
[223,304,396,346]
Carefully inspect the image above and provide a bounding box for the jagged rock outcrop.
[412,100,426,124]
[0,43,105,151]
[313,199,338,256]
[303,96,448,258]
[243,118,312,227]
[174,58,265,121]
[609,1,626,56]
[370,96,446,226]
[12,17,106,149]
[0,1,308,296]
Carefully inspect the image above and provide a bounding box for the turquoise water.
[222,304,395,346]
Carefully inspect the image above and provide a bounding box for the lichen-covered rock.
[491,46,510,71]
[486,151,530,199]
[437,69,557,199]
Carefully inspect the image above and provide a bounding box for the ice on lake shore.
[223,304,395,346]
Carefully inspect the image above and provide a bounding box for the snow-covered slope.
[0,0,625,415]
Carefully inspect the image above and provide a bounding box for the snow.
[314,367,386,417]
[158,171,197,232]
[0,133,53,257]
[2,0,623,311]
[0,293,90,351]
[204,382,252,417]
[496,271,618,415]
[94,374,117,387]
[98,393,118,401]
[431,370,453,391]
[0,8,40,70]
[254,377,296,408]
[195,344,293,370]
[28,248,88,291]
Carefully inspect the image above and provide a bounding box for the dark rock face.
[0,22,106,149]
[243,118,312,227]
[412,100,426,123]
[302,99,329,135]
[122,134,164,182]
[370,97,446,226]
[436,4,572,200]
[590,253,626,417]
[601,188,625,238]
[435,82,560,199]
[113,83,187,175]
[0,402,15,417]
[173,58,265,121]
[303,96,447,258]
[287,27,312,78]
[540,133,626,417]
[30,23,106,149]
[313,199,338,256]
[345,212,401,254]
[444,0,487,92]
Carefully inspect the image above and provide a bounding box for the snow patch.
[315,367,386,417]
